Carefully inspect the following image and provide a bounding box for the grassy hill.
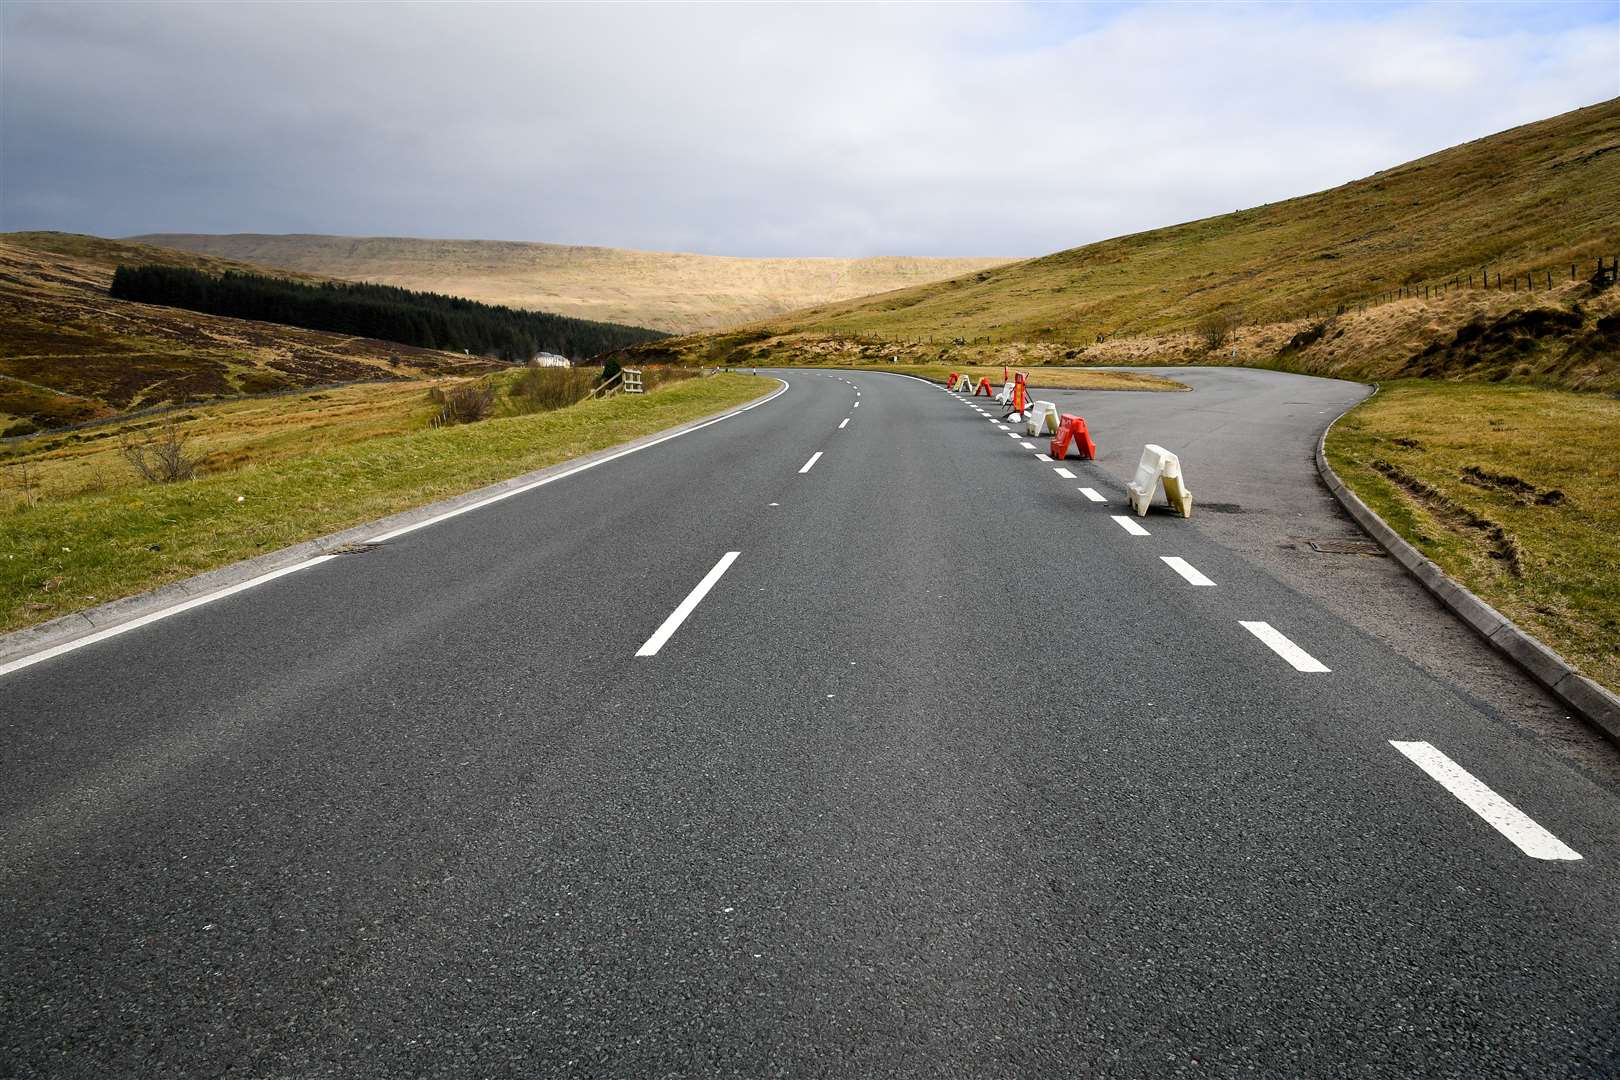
[130,233,1013,335]
[0,232,502,435]
[648,99,1620,391]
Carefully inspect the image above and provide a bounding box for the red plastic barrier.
[974,376,993,397]
[1050,414,1097,460]
[947,371,961,389]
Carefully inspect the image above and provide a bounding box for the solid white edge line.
[635,551,740,657]
[798,451,823,473]
[1160,556,1215,586]
[2,378,792,681]
[1238,620,1330,672]
[1053,467,1076,479]
[0,557,341,678]
[1110,514,1150,537]
[838,418,850,429]
[1389,741,1581,860]
[1079,487,1106,502]
[371,378,790,543]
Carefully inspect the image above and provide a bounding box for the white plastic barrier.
[1025,400,1059,437]
[954,377,973,393]
[1126,444,1193,518]
[994,381,1014,405]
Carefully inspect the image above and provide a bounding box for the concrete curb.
[0,380,784,669]
[1316,388,1620,745]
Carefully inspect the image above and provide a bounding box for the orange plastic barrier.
[1050,414,1097,460]
[1011,380,1028,414]
[947,371,961,389]
[974,377,993,397]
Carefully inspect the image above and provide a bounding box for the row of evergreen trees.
[110,265,667,362]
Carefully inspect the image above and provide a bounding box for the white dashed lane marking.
[1390,741,1582,861]
[1161,556,1215,586]
[1053,467,1075,479]
[1111,515,1150,537]
[798,451,823,474]
[636,551,740,657]
[1035,453,1052,462]
[1020,441,1036,450]
[1239,620,1329,672]
[1079,487,1106,502]
[838,418,849,429]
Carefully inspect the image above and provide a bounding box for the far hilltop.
[131,233,1013,336]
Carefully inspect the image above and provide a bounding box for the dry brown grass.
[130,233,1015,335]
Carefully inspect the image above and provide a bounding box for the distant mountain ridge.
[130,233,1013,335]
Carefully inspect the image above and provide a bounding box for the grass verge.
[1325,380,1619,693]
[0,373,773,633]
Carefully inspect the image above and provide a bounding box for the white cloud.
[1,1,1615,256]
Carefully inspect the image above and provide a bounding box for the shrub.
[509,366,595,413]
[1197,313,1237,351]
[119,418,199,482]
[428,380,497,426]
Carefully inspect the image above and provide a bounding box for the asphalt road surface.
[4,368,1617,1078]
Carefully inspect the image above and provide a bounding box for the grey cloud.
[2,1,1615,256]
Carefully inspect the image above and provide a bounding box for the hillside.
[648,99,1620,390]
[130,233,1014,335]
[0,233,500,435]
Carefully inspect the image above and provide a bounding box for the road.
[3,367,1617,1078]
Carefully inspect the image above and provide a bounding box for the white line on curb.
[636,552,740,657]
[838,418,850,429]
[1054,467,1076,479]
[1390,741,1581,860]
[1239,620,1329,672]
[799,451,823,474]
[1110,515,1149,536]
[1161,556,1215,586]
[1079,487,1106,502]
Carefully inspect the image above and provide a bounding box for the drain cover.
[1308,538,1385,556]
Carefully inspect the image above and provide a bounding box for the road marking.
[1111,515,1149,537]
[798,451,823,474]
[1390,741,1582,861]
[1007,432,1021,438]
[995,424,1009,430]
[1239,620,1329,672]
[1053,467,1076,479]
[1035,453,1052,462]
[853,401,860,408]
[838,418,849,429]
[1079,487,1106,502]
[1020,441,1036,449]
[0,557,340,679]
[370,378,790,543]
[636,552,740,657]
[1161,556,1215,586]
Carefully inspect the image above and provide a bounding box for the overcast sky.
[2,1,1616,257]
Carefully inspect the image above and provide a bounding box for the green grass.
[1326,380,1620,692]
[0,373,773,633]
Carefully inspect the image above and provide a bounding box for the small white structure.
[1126,444,1193,518]
[530,352,571,368]
[1026,400,1059,437]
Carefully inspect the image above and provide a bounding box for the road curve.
[3,368,1617,1078]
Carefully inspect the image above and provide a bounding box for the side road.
[1028,365,1620,784]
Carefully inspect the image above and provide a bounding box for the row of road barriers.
[974,375,1192,519]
